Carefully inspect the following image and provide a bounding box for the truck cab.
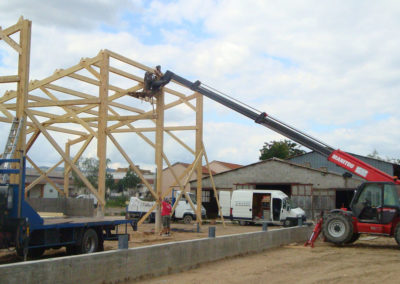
[219,189,306,226]
[172,190,207,224]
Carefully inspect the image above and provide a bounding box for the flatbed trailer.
[0,157,134,259]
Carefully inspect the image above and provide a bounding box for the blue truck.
[0,157,134,259]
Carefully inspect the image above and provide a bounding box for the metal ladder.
[1,117,24,183]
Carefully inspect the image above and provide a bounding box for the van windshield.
[188,193,197,204]
[287,198,298,209]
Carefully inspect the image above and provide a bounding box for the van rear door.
[218,191,231,217]
[232,191,252,220]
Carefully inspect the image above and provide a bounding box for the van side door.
[272,198,282,221]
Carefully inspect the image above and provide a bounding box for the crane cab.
[350,182,400,225]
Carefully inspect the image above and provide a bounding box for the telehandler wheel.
[322,213,353,244]
[346,233,360,244]
[394,223,400,246]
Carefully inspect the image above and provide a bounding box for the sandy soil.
[134,235,400,284]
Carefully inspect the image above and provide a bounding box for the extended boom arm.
[163,70,399,184]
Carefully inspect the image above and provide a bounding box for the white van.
[219,189,305,226]
[126,191,206,224]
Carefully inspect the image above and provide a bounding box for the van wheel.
[79,229,99,254]
[239,220,247,226]
[183,215,193,224]
[283,219,292,227]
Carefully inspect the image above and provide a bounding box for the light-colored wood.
[108,133,158,199]
[1,19,207,230]
[112,126,196,133]
[155,90,164,233]
[97,51,109,213]
[64,143,70,196]
[0,75,20,83]
[202,142,225,227]
[195,92,203,224]
[25,156,65,195]
[40,87,98,138]
[0,27,22,53]
[26,110,105,205]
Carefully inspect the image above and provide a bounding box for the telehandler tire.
[322,213,353,244]
[394,223,400,246]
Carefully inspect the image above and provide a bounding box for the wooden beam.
[112,126,196,133]
[25,156,65,196]
[29,55,101,91]
[0,75,20,83]
[4,98,100,109]
[195,92,203,224]
[202,141,225,226]
[97,51,109,214]
[108,133,158,199]
[40,87,98,138]
[105,49,153,72]
[25,110,105,205]
[0,27,22,54]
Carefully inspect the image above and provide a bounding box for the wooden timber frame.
[0,18,226,231]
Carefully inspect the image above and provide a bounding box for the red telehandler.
[156,69,400,247]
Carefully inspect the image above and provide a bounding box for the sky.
[0,0,399,170]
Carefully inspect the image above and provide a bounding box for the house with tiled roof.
[161,162,223,197]
[207,160,243,173]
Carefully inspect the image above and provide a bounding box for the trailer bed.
[32,216,132,230]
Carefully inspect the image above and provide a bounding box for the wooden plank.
[154,90,165,232]
[0,27,22,54]
[1,20,22,36]
[40,87,98,138]
[108,133,158,199]
[29,55,101,91]
[25,156,65,196]
[97,51,109,212]
[112,126,196,133]
[105,49,153,72]
[195,92,203,224]
[166,130,195,155]
[25,110,105,205]
[4,98,100,109]
[0,75,20,83]
[68,73,124,94]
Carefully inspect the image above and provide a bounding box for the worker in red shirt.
[160,197,172,236]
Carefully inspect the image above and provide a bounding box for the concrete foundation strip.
[0,226,312,284]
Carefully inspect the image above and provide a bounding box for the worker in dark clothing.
[143,65,172,92]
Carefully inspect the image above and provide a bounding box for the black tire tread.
[322,213,354,244]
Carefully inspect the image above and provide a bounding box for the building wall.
[43,183,59,198]
[200,159,362,190]
[162,164,192,196]
[193,159,363,219]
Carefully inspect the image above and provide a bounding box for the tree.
[259,140,306,160]
[122,168,141,189]
[72,158,113,191]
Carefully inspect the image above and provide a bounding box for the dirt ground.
[135,235,400,284]
[0,221,267,264]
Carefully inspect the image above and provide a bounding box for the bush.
[106,196,128,208]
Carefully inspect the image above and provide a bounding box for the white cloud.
[0,0,399,171]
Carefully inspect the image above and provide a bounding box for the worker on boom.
[143,65,172,93]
